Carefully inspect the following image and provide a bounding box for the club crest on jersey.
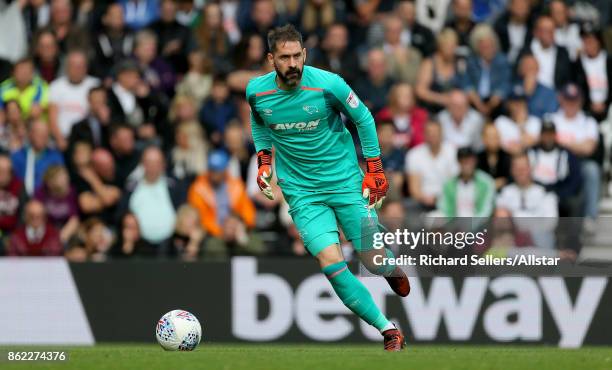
[270,119,320,131]
[346,91,359,109]
[302,105,319,114]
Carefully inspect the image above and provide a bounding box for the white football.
[155,309,202,351]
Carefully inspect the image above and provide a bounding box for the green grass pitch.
[2,344,612,370]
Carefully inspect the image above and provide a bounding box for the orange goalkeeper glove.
[256,149,274,200]
[362,156,388,209]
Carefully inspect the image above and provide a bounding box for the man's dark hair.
[13,57,33,69]
[267,24,303,53]
[88,85,106,98]
[110,123,134,138]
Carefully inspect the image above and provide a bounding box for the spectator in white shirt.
[521,15,572,90]
[437,90,484,150]
[494,87,541,155]
[406,120,458,212]
[576,23,612,122]
[496,153,558,248]
[549,0,582,62]
[48,50,99,151]
[493,0,533,65]
[549,83,600,231]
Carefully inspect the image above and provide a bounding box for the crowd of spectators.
[0,0,611,261]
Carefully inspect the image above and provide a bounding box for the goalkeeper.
[247,24,409,351]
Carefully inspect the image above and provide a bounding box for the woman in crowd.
[32,30,61,83]
[0,100,27,152]
[299,0,343,46]
[169,204,204,261]
[175,51,213,108]
[69,217,113,262]
[112,212,150,258]
[195,2,230,72]
[477,123,511,191]
[416,28,465,113]
[375,83,428,149]
[170,122,207,183]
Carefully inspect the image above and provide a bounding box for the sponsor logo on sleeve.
[346,91,359,109]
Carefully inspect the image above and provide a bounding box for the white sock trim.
[380,322,395,333]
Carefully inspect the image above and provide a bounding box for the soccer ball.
[155,309,202,351]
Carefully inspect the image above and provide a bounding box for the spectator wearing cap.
[107,59,165,143]
[549,83,600,232]
[437,147,495,218]
[549,0,582,62]
[188,149,256,245]
[493,86,541,155]
[48,50,100,151]
[7,199,62,257]
[406,120,458,212]
[527,120,582,216]
[478,123,512,190]
[515,54,559,119]
[575,23,612,122]
[520,15,572,90]
[493,0,534,65]
[92,3,135,79]
[463,23,511,119]
[437,90,485,150]
[117,146,184,251]
[11,119,65,196]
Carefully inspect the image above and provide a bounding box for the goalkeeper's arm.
[247,91,274,200]
[328,74,388,208]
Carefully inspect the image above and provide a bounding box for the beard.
[275,64,303,87]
